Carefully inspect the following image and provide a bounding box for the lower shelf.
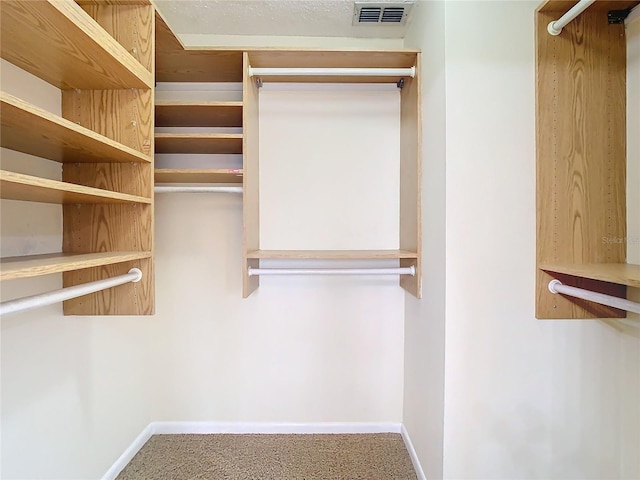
[246,249,419,260]
[539,263,640,288]
[0,251,152,281]
[155,168,243,183]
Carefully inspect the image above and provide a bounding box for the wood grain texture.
[155,169,243,184]
[155,102,243,127]
[246,250,419,259]
[63,258,153,314]
[540,263,640,287]
[251,75,412,84]
[1,92,152,164]
[536,9,627,318]
[0,0,152,89]
[79,3,153,72]
[63,163,152,197]
[243,52,260,298]
[0,251,151,281]
[0,170,151,204]
[247,50,418,69]
[155,134,243,154]
[399,54,422,299]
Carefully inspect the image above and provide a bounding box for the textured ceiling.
[154,0,411,38]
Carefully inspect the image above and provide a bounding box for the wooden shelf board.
[155,169,243,183]
[539,263,640,288]
[246,250,419,260]
[1,92,152,164]
[155,102,243,127]
[0,0,152,89]
[1,251,151,281]
[248,50,418,69]
[155,133,243,154]
[537,1,639,13]
[0,170,152,205]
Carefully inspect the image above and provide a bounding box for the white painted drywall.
[402,1,447,479]
[0,60,154,480]
[441,2,640,479]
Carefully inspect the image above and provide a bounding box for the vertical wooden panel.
[61,4,154,315]
[79,3,153,73]
[536,9,627,318]
[243,52,260,297]
[399,53,422,299]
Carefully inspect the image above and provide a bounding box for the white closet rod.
[154,186,243,194]
[548,279,640,314]
[248,67,416,78]
[547,0,596,35]
[0,268,143,316]
[248,266,416,277]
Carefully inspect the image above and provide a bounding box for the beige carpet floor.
[116,433,417,480]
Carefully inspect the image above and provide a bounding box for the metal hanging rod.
[248,66,416,78]
[248,266,416,277]
[548,279,640,314]
[547,0,596,35]
[154,186,243,194]
[0,268,143,316]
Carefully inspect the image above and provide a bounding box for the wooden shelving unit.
[535,0,639,319]
[0,0,156,315]
[155,169,243,184]
[1,252,152,281]
[1,92,152,164]
[155,133,243,154]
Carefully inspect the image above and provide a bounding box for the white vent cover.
[353,1,414,26]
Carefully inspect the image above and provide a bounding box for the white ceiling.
[154,0,412,39]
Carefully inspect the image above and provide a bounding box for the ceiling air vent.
[353,2,413,26]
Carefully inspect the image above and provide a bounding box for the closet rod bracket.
[608,8,631,24]
[397,78,405,89]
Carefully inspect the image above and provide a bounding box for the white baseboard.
[151,421,401,435]
[102,421,408,479]
[401,424,426,480]
[101,423,154,480]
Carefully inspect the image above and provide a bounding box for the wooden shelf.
[156,102,243,127]
[1,251,152,281]
[539,263,640,288]
[155,169,243,184]
[246,250,419,260]
[1,92,152,164]
[155,133,243,154]
[0,0,152,89]
[0,170,152,205]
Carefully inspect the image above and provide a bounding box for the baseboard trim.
[400,424,427,480]
[101,423,154,480]
[151,421,402,435]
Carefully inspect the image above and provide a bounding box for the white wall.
[0,60,154,479]
[441,2,640,479]
[403,1,447,479]
[150,84,405,423]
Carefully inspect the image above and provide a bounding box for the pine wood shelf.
[155,102,243,127]
[0,170,152,205]
[246,250,419,260]
[155,133,243,154]
[0,92,152,164]
[0,251,152,281]
[155,169,243,183]
[539,263,640,288]
[0,0,152,90]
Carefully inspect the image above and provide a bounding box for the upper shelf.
[155,169,243,184]
[155,133,243,154]
[537,0,640,13]
[540,263,640,288]
[0,0,153,90]
[1,92,152,164]
[155,102,243,127]
[0,170,152,205]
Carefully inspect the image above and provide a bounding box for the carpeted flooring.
[116,433,417,479]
